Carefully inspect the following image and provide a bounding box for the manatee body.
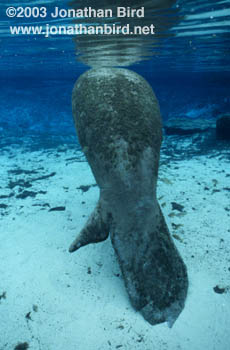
[69,68,188,326]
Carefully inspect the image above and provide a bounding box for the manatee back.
[72,68,162,169]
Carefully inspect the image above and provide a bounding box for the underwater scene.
[0,0,230,349]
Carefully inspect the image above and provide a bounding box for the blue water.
[1,0,230,137]
[1,72,229,137]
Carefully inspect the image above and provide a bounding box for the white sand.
[0,140,230,350]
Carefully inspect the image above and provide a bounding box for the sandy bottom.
[0,136,230,350]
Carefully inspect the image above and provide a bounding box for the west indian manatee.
[69,67,188,327]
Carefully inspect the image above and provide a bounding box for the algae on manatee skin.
[72,68,162,173]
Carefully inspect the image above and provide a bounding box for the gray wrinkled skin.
[69,68,188,326]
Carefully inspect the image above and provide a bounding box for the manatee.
[69,68,188,326]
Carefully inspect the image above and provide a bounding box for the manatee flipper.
[69,200,109,252]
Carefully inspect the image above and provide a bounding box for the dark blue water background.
[0,0,229,138]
